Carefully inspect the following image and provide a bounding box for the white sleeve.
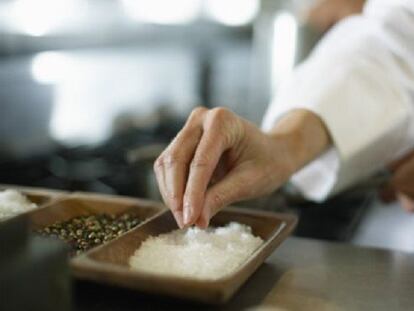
[262,0,414,202]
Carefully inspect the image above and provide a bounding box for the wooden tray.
[28,196,165,230]
[71,207,297,304]
[27,195,165,257]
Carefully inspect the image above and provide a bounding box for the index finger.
[182,108,239,226]
[154,107,206,227]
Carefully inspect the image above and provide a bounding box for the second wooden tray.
[27,195,165,257]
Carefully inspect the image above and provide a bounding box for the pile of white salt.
[128,222,263,280]
[0,189,37,221]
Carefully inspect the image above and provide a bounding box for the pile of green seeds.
[35,213,142,256]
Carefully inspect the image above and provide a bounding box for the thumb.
[196,165,260,228]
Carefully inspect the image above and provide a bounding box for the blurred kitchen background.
[1,0,413,252]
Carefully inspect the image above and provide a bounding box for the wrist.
[267,109,331,174]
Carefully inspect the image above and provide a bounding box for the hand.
[154,107,330,228]
[305,0,365,33]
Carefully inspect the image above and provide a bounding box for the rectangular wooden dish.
[71,207,297,304]
[27,195,165,253]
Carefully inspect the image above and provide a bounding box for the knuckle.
[189,106,208,120]
[206,107,240,147]
[211,192,225,209]
[167,190,180,201]
[154,150,185,170]
[168,193,180,203]
[209,107,231,123]
[163,152,185,168]
[153,156,164,171]
[191,154,210,169]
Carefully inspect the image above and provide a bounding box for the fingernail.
[170,201,183,229]
[183,202,191,225]
[175,211,184,229]
[196,216,208,229]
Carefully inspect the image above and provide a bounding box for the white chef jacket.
[262,0,414,202]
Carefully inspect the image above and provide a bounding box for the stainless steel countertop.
[76,236,414,310]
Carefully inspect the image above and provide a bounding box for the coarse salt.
[129,222,263,280]
[0,189,37,221]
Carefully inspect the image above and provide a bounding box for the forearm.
[263,4,414,201]
[267,109,332,174]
